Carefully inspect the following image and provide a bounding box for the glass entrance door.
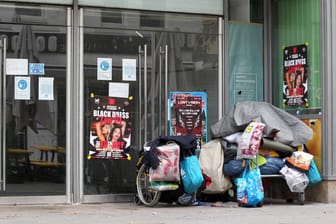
[82,28,152,198]
[0,3,68,203]
[82,8,220,202]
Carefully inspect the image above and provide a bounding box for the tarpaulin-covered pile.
[211,101,313,147]
[209,101,315,185]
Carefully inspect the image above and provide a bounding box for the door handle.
[159,46,163,134]
[143,44,148,143]
[164,45,168,135]
[138,46,143,147]
[138,44,148,144]
[158,45,168,136]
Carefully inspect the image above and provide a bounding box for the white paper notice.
[15,76,30,100]
[39,77,54,100]
[97,58,112,80]
[109,82,129,98]
[6,58,28,75]
[122,58,136,81]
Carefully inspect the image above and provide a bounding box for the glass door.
[0,3,68,203]
[82,8,220,202]
[82,28,151,199]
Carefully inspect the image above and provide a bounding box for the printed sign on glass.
[122,58,136,81]
[6,58,28,75]
[15,76,30,100]
[38,77,54,100]
[97,58,112,80]
[29,63,45,75]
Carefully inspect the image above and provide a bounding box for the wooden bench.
[28,146,66,181]
[29,160,65,167]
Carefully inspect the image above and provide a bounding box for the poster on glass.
[169,91,208,149]
[88,95,133,160]
[283,44,308,107]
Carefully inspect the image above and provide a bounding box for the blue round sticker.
[100,61,110,71]
[18,80,27,90]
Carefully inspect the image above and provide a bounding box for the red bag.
[149,143,180,182]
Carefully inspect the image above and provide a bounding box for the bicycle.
[135,139,197,207]
[135,142,161,206]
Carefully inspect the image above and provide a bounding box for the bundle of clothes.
[221,133,289,177]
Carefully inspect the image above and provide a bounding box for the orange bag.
[285,151,313,171]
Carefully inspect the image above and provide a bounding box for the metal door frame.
[0,37,6,193]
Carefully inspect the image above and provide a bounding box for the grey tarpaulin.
[210,101,313,147]
[6,25,52,133]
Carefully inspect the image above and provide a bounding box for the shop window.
[140,13,164,28]
[15,4,42,17]
[0,3,66,26]
[228,0,264,108]
[250,0,263,23]
[271,0,321,116]
[101,11,122,24]
[229,0,263,23]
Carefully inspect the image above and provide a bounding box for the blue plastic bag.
[235,160,264,207]
[180,155,204,193]
[306,159,322,186]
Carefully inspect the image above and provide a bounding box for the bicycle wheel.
[136,164,161,207]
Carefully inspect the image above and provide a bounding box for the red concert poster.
[169,91,208,149]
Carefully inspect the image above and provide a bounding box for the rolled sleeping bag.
[259,138,296,153]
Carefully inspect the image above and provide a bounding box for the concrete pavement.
[0,201,335,224]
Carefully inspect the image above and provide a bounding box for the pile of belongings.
[209,101,321,193]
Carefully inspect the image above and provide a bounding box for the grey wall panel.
[322,0,336,179]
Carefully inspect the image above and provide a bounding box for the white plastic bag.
[199,139,232,193]
[280,165,309,192]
